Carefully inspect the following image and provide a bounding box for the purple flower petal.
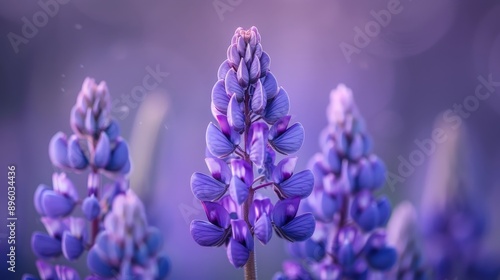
[270,123,304,155]
[216,115,240,145]
[268,115,291,140]
[248,122,269,168]
[263,87,289,124]
[202,201,230,229]
[54,265,81,280]
[32,232,62,258]
[323,141,342,174]
[219,195,240,218]
[254,214,272,244]
[366,247,397,270]
[105,139,129,172]
[277,170,314,199]
[370,156,386,190]
[205,123,236,157]
[157,254,170,279]
[272,156,298,183]
[190,220,228,247]
[62,231,84,261]
[251,80,267,115]
[249,54,261,83]
[67,135,88,170]
[230,159,253,187]
[84,109,97,135]
[348,134,364,161]
[262,72,278,99]
[49,132,69,168]
[87,248,117,278]
[52,173,78,201]
[229,176,249,205]
[226,238,250,268]
[41,217,66,238]
[376,196,391,227]
[217,60,231,80]
[190,172,228,201]
[41,190,75,218]
[205,157,231,185]
[70,105,85,136]
[231,219,254,250]
[236,37,246,56]
[93,132,110,168]
[36,260,56,280]
[145,227,163,256]
[249,197,273,225]
[105,120,120,142]
[82,195,101,220]
[94,232,123,266]
[227,94,245,133]
[260,52,271,75]
[237,56,249,88]
[227,43,240,67]
[34,184,49,216]
[272,197,300,227]
[278,213,315,242]
[224,69,244,102]
[338,242,355,267]
[351,192,379,232]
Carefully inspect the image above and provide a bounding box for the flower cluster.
[275,84,396,279]
[190,26,315,271]
[25,78,169,280]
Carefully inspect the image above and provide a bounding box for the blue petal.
[237,59,249,88]
[268,115,291,140]
[272,197,300,227]
[248,122,268,168]
[105,120,120,142]
[105,140,129,171]
[217,60,231,80]
[157,254,170,279]
[226,238,250,268]
[190,172,227,201]
[202,201,230,229]
[224,69,244,103]
[366,247,397,270]
[376,196,391,227]
[263,87,290,124]
[82,196,100,220]
[277,170,314,199]
[254,214,272,244]
[272,157,297,183]
[227,43,240,67]
[87,248,117,278]
[230,159,253,187]
[206,123,236,157]
[32,232,62,258]
[62,231,84,261]
[95,232,123,265]
[227,94,245,133]
[34,184,49,216]
[236,37,245,56]
[190,220,228,247]
[70,105,85,135]
[49,132,69,168]
[260,52,271,74]
[35,260,55,280]
[84,109,97,135]
[249,54,261,83]
[371,156,386,190]
[356,159,373,191]
[338,243,356,267]
[212,80,230,114]
[348,134,364,161]
[262,72,278,99]
[270,123,304,155]
[67,135,88,170]
[279,213,315,242]
[231,219,254,250]
[323,141,341,174]
[251,80,267,114]
[54,265,81,280]
[216,115,240,145]
[289,239,325,262]
[133,244,149,265]
[145,227,163,256]
[352,202,379,232]
[93,132,110,168]
[229,176,249,205]
[42,190,75,218]
[205,157,231,185]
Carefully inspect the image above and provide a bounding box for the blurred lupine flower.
[386,201,428,279]
[276,84,396,279]
[190,26,315,277]
[420,121,500,280]
[27,78,169,280]
[87,190,170,279]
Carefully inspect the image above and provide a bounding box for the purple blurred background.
[1,0,499,279]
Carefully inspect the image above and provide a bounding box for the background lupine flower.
[386,201,428,279]
[27,78,169,280]
[420,120,500,280]
[190,26,315,279]
[275,84,397,279]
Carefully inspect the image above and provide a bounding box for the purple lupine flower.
[190,26,314,277]
[28,78,169,279]
[277,84,397,279]
[420,122,500,280]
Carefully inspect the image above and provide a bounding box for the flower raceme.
[25,78,169,280]
[275,84,397,279]
[190,26,315,273]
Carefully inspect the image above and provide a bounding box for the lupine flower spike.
[190,26,315,279]
[25,78,169,280]
[420,119,500,279]
[275,84,397,279]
